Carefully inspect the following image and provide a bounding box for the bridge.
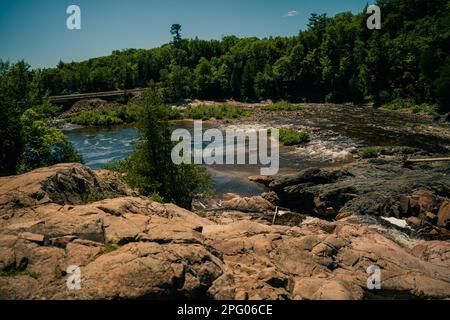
[48,88,144,104]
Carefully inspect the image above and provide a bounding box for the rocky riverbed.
[0,163,449,300]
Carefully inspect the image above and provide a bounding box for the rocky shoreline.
[243,159,450,240]
[0,163,449,300]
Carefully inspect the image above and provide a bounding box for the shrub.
[184,105,249,120]
[361,147,382,159]
[279,128,310,146]
[17,108,82,173]
[54,265,63,279]
[382,99,438,116]
[69,103,182,126]
[263,101,303,111]
[99,244,119,255]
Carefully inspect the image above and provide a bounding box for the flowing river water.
[64,104,450,199]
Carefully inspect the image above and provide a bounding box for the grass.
[382,99,438,117]
[149,192,164,203]
[263,101,303,112]
[184,105,250,120]
[279,128,310,146]
[54,265,63,279]
[361,147,383,159]
[99,243,119,255]
[68,103,181,127]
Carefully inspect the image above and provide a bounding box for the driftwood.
[404,157,450,165]
[272,206,279,225]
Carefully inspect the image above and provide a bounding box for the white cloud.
[284,10,298,17]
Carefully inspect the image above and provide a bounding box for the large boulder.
[0,163,137,215]
[220,196,275,213]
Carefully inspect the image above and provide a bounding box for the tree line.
[25,0,450,112]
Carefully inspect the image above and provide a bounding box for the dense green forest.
[27,0,450,110]
[1,0,450,178]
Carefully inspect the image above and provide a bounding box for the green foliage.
[99,244,119,255]
[18,107,82,173]
[170,24,182,45]
[361,147,383,159]
[279,128,310,146]
[382,99,438,116]
[149,192,164,203]
[263,101,303,111]
[68,102,182,127]
[184,105,249,120]
[54,265,63,279]
[108,86,212,209]
[0,61,82,176]
[68,103,140,126]
[436,57,450,114]
[22,1,449,113]
[2,268,40,279]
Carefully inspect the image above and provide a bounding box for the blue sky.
[0,0,372,69]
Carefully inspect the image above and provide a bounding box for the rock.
[19,232,44,244]
[60,99,110,117]
[407,216,422,227]
[1,164,450,300]
[221,196,275,213]
[336,212,354,220]
[0,248,15,271]
[50,236,77,248]
[438,201,450,228]
[425,212,438,224]
[399,195,410,215]
[65,242,223,299]
[258,161,450,238]
[292,277,364,300]
[248,175,274,187]
[0,163,135,215]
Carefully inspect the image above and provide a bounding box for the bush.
[382,99,438,116]
[263,101,303,111]
[361,147,382,159]
[99,244,119,255]
[279,128,310,146]
[18,108,82,173]
[184,105,249,120]
[68,103,182,127]
[0,91,23,176]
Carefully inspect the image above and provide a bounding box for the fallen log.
[272,206,279,225]
[404,157,450,165]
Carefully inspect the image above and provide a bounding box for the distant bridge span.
[48,88,144,104]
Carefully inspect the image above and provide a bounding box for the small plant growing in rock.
[2,267,39,279]
[195,210,209,218]
[149,192,164,203]
[361,147,382,159]
[263,101,303,111]
[81,191,100,204]
[279,128,310,146]
[100,244,119,255]
[54,265,64,279]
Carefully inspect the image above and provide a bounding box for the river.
[64,104,450,199]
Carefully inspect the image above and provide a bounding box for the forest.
[1,0,450,178]
[25,0,450,109]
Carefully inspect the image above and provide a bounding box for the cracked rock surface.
[0,164,449,299]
